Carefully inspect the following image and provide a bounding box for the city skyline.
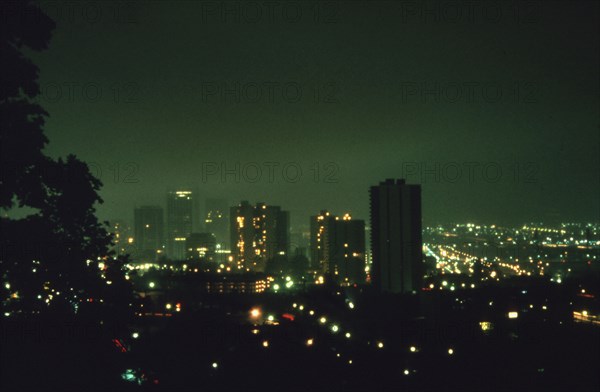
[1,1,598,391]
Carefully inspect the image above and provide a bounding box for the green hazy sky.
[31,0,599,228]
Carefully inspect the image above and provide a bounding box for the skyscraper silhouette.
[370,179,423,293]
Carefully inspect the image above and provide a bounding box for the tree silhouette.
[1,0,56,208]
[1,1,133,319]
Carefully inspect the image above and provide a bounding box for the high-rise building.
[365,225,372,282]
[258,202,289,264]
[167,190,194,260]
[108,219,133,257]
[205,198,229,250]
[230,201,289,272]
[230,201,255,269]
[330,214,366,285]
[133,206,164,261]
[310,210,335,272]
[310,211,366,284]
[370,179,423,294]
[186,232,217,262]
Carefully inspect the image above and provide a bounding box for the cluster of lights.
[427,223,599,283]
[250,299,475,379]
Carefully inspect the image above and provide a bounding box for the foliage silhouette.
[0,1,134,321]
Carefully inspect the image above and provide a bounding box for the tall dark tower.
[370,179,423,294]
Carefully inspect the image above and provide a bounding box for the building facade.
[166,190,194,260]
[370,179,423,293]
[186,232,217,262]
[205,198,229,250]
[310,211,366,284]
[230,201,290,272]
[133,206,164,261]
[329,215,366,285]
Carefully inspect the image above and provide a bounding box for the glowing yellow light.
[377,342,384,349]
[410,346,417,352]
[508,311,518,319]
[319,317,327,324]
[250,308,261,318]
[448,348,454,355]
[262,340,269,348]
[306,338,314,346]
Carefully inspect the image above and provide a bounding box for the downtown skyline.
[1,2,598,391]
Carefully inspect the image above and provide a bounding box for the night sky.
[31,1,599,228]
